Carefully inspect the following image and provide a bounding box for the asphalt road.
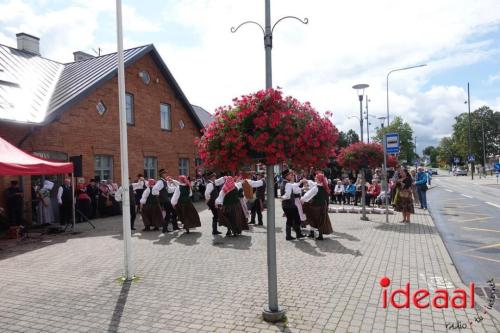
[428,173,500,294]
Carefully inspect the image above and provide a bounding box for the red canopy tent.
[0,136,75,230]
[0,136,73,175]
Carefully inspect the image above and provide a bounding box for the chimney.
[16,33,40,55]
[73,51,95,62]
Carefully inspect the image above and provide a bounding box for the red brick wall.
[0,53,201,219]
[1,53,200,181]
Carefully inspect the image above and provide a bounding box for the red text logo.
[380,276,475,309]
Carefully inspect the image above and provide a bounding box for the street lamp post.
[365,97,371,143]
[352,84,369,220]
[466,83,474,180]
[378,116,389,223]
[386,64,427,127]
[115,0,134,280]
[231,0,308,322]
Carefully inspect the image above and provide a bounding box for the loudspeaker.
[70,155,83,177]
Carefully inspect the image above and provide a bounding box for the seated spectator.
[344,179,356,204]
[333,180,344,204]
[366,180,381,206]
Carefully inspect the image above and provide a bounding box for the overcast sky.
[1,0,499,153]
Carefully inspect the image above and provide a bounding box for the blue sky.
[1,0,499,153]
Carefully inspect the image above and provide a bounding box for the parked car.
[454,168,468,176]
[429,168,438,175]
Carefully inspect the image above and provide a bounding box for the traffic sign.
[454,157,460,164]
[495,163,500,171]
[385,133,400,154]
[468,155,475,162]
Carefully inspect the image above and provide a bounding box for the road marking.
[449,216,492,223]
[461,194,473,198]
[461,253,500,264]
[459,243,500,254]
[485,202,500,209]
[445,189,453,192]
[462,227,500,233]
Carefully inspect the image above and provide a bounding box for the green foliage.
[336,129,360,148]
[423,146,439,167]
[374,116,415,164]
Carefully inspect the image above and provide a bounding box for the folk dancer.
[301,173,333,240]
[115,180,137,230]
[280,170,305,240]
[57,178,72,226]
[215,176,248,237]
[171,176,201,234]
[140,179,163,231]
[247,173,266,225]
[204,173,225,235]
[153,169,179,233]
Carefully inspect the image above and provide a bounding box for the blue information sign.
[468,155,475,162]
[385,133,400,154]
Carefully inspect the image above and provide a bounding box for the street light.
[365,97,371,143]
[352,84,369,143]
[386,64,427,127]
[231,0,308,322]
[377,116,389,223]
[464,82,473,180]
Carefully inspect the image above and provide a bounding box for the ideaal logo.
[379,276,475,309]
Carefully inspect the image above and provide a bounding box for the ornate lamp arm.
[231,21,265,35]
[272,16,308,33]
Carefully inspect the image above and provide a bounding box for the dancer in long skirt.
[171,176,201,233]
[301,173,333,240]
[281,169,305,240]
[140,179,163,231]
[215,176,248,237]
[153,169,179,233]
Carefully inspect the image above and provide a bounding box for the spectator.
[37,180,55,225]
[86,179,99,219]
[5,180,23,226]
[410,169,420,207]
[415,167,429,210]
[366,179,381,206]
[333,180,344,204]
[344,179,356,205]
[395,168,415,223]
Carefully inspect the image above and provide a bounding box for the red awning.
[0,136,73,175]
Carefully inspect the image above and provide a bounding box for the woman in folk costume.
[281,170,305,240]
[37,180,55,225]
[301,172,333,240]
[171,176,201,234]
[215,176,248,237]
[234,175,251,222]
[139,179,163,231]
[204,172,225,235]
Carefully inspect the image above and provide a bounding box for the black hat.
[159,169,167,176]
[282,169,291,178]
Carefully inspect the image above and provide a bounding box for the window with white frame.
[143,157,157,179]
[179,158,189,176]
[160,103,171,130]
[94,155,113,181]
[126,93,134,125]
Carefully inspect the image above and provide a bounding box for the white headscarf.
[43,180,54,190]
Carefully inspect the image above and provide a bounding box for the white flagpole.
[116,0,134,280]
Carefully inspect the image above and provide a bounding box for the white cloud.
[1,0,500,151]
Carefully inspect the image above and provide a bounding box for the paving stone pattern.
[0,201,498,332]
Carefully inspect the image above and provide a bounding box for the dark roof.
[0,43,204,129]
[191,105,214,127]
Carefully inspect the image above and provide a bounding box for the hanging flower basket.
[337,142,385,171]
[195,88,339,172]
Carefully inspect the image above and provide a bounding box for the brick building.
[0,33,211,222]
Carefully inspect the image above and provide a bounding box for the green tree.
[336,129,360,148]
[437,137,460,166]
[374,116,415,164]
[423,146,439,167]
[451,106,500,165]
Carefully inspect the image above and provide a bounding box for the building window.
[94,155,113,181]
[160,103,171,130]
[126,93,134,125]
[179,158,189,176]
[144,157,157,179]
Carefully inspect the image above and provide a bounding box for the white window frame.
[179,158,189,176]
[126,93,134,125]
[160,103,171,131]
[144,157,157,179]
[94,155,113,181]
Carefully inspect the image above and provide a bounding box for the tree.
[451,106,500,166]
[374,116,415,164]
[336,129,360,149]
[437,137,460,166]
[423,146,439,167]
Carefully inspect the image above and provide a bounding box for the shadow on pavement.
[294,240,326,257]
[212,234,252,250]
[374,222,437,234]
[107,280,131,333]
[316,238,362,256]
[331,230,360,242]
[174,232,202,246]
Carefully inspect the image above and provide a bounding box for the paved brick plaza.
[0,202,498,332]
